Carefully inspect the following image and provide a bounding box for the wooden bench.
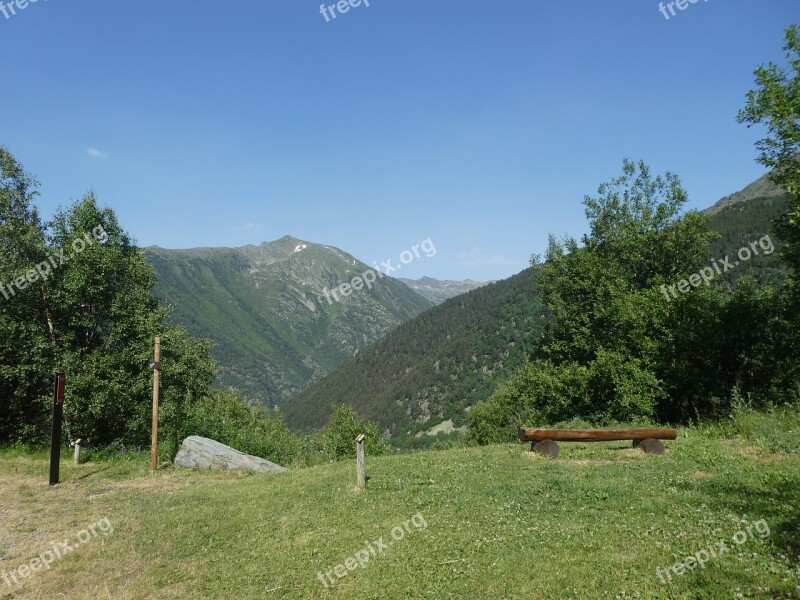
[518,427,678,458]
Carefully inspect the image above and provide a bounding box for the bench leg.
[633,438,665,454]
[531,439,559,459]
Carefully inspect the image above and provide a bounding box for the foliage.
[284,267,546,436]
[470,160,800,441]
[704,194,788,287]
[698,395,800,455]
[0,147,216,448]
[738,24,800,277]
[163,389,301,466]
[315,404,391,461]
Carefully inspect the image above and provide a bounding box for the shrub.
[161,389,300,466]
[316,404,391,461]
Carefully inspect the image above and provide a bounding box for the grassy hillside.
[283,267,545,440]
[145,236,431,406]
[1,411,797,599]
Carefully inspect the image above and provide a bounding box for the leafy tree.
[737,24,800,406]
[0,148,51,442]
[0,147,217,447]
[469,159,797,440]
[738,24,800,276]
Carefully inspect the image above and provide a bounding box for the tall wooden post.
[49,373,65,486]
[150,337,161,471]
[355,433,366,490]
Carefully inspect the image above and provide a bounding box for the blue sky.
[1,1,797,281]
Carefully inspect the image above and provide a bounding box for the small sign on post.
[355,433,366,491]
[150,337,161,471]
[49,373,66,486]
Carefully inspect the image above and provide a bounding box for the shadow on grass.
[697,470,800,558]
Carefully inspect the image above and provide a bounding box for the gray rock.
[173,436,287,474]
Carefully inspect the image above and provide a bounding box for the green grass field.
[1,414,798,599]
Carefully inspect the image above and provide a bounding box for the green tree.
[738,24,800,276]
[0,148,52,442]
[0,147,217,447]
[469,160,791,439]
[737,24,800,405]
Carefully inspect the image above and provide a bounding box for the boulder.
[173,436,287,474]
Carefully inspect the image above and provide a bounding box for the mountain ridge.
[144,236,433,406]
[283,173,792,440]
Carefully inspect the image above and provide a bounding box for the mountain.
[144,236,432,406]
[705,172,787,215]
[282,267,546,443]
[283,175,792,440]
[398,276,490,304]
[702,175,789,286]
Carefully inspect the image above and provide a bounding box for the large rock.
[174,436,287,474]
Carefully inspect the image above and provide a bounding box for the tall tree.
[0,147,216,446]
[0,148,52,441]
[738,24,800,276]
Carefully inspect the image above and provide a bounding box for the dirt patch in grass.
[562,459,634,466]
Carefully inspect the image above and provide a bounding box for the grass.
[0,414,798,599]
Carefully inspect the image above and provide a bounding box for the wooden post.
[49,373,66,486]
[355,433,366,491]
[74,439,82,465]
[150,337,161,471]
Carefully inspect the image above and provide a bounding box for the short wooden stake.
[150,337,161,471]
[74,439,82,465]
[355,433,366,490]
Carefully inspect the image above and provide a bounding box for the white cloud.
[87,148,108,159]
[245,222,262,232]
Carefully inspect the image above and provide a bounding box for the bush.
[468,354,664,443]
[588,350,663,422]
[161,389,300,466]
[468,361,590,443]
[316,404,391,461]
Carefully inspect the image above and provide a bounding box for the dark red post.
[49,373,65,486]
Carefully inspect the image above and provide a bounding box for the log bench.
[517,427,679,458]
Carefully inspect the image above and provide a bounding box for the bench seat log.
[518,427,678,443]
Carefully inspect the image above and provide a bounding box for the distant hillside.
[398,276,490,304]
[703,182,789,287]
[145,236,432,406]
[705,172,787,215]
[284,173,792,439]
[283,267,546,441]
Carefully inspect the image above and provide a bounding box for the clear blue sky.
[1,1,797,280]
